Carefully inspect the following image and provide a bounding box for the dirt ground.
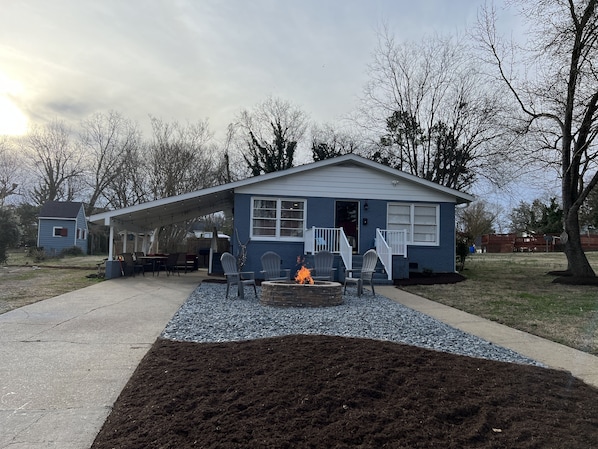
[92,335,598,449]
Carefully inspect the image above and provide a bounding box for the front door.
[335,200,359,253]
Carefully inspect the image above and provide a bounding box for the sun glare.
[0,72,28,136]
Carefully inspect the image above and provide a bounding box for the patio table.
[138,255,168,276]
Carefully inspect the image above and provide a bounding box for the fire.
[295,265,314,284]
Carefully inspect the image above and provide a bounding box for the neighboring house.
[37,201,88,255]
[90,154,473,279]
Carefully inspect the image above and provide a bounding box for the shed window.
[251,197,305,240]
[387,203,439,246]
[53,227,68,237]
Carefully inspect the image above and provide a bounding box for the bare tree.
[147,116,216,199]
[146,117,219,250]
[79,111,142,215]
[0,137,22,207]
[237,97,309,175]
[22,120,84,205]
[360,29,512,191]
[310,123,363,162]
[457,200,496,243]
[477,0,598,278]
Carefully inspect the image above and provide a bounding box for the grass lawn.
[400,252,598,355]
[0,250,106,314]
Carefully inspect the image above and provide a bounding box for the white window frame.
[53,226,67,237]
[387,203,440,246]
[250,197,306,241]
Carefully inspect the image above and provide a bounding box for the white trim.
[387,202,440,246]
[250,196,306,242]
[52,226,67,238]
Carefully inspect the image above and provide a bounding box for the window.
[53,227,68,237]
[251,197,305,240]
[387,203,439,245]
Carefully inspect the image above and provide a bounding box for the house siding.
[74,205,88,253]
[235,164,458,203]
[233,193,457,278]
[402,203,456,273]
[37,204,88,255]
[38,218,78,256]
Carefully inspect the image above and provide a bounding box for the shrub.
[0,208,20,264]
[28,247,47,262]
[456,237,469,272]
[60,246,84,257]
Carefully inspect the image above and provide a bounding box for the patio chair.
[312,250,336,281]
[165,253,181,276]
[169,253,191,276]
[121,253,142,277]
[260,251,291,281]
[134,252,152,274]
[221,252,257,299]
[344,249,378,296]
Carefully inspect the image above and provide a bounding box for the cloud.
[0,0,510,140]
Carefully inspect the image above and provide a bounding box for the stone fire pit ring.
[260,280,343,307]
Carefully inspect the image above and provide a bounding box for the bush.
[28,247,47,262]
[0,208,20,264]
[456,237,469,272]
[60,246,84,257]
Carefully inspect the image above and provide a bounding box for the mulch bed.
[92,335,598,449]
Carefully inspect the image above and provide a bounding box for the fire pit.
[260,280,343,307]
[260,264,343,307]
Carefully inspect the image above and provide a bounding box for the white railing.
[306,227,408,278]
[376,228,392,280]
[338,228,352,273]
[305,226,352,272]
[378,229,408,257]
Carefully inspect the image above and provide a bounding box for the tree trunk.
[563,210,596,277]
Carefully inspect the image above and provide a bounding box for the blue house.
[37,201,88,255]
[90,155,473,279]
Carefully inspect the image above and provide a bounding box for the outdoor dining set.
[118,252,196,277]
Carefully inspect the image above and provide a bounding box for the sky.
[2,0,547,214]
[0,0,521,140]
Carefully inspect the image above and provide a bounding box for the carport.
[89,184,236,278]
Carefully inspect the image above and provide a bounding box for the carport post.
[108,226,114,261]
[122,229,128,253]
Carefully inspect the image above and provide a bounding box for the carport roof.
[89,154,474,233]
[89,184,236,233]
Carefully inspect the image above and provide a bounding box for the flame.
[295,265,314,284]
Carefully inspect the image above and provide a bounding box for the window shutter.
[61,228,68,237]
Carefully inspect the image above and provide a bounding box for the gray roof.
[90,154,474,233]
[39,201,84,219]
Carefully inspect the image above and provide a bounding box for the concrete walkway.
[0,273,201,449]
[2,277,597,448]
[377,285,598,389]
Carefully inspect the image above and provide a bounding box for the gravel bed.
[162,282,544,366]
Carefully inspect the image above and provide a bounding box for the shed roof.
[39,201,84,219]
[89,154,474,233]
